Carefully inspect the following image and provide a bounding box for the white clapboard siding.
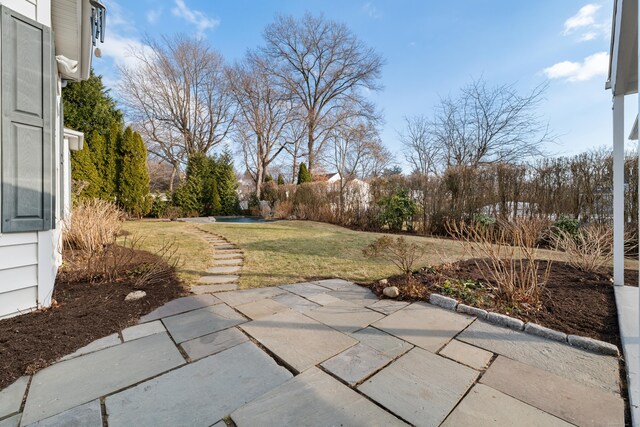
[0,264,38,293]
[0,286,37,319]
[0,243,38,270]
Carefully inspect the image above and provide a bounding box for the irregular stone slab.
[162,304,247,343]
[272,292,320,312]
[192,283,239,294]
[305,301,385,333]
[207,266,241,274]
[439,339,493,370]
[235,298,290,320]
[321,343,391,385]
[367,299,410,315]
[328,286,379,306]
[106,342,292,427]
[21,333,184,425]
[481,356,624,427]
[373,302,474,352]
[28,400,102,427]
[0,376,29,419]
[442,384,572,427]
[213,244,237,250]
[213,253,242,259]
[60,333,121,361]
[199,275,239,284]
[231,367,407,427]
[359,347,478,427]
[0,414,20,427]
[211,421,226,427]
[279,282,330,299]
[139,294,220,323]
[304,292,343,306]
[313,279,354,290]
[351,327,413,358]
[241,310,357,373]
[181,327,249,361]
[215,287,285,307]
[214,249,242,255]
[121,320,166,341]
[212,259,243,266]
[458,320,620,394]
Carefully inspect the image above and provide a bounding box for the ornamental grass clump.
[63,198,123,253]
[446,218,551,307]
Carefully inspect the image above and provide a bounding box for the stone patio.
[0,279,626,426]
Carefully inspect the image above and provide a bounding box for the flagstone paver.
[215,287,285,307]
[0,414,20,427]
[139,294,220,323]
[192,283,239,294]
[212,244,237,250]
[439,339,493,370]
[350,326,413,358]
[272,291,321,312]
[305,301,386,333]
[212,259,243,266]
[0,376,29,419]
[235,298,290,319]
[212,253,243,259]
[121,320,166,341]
[27,400,103,427]
[207,266,242,274]
[198,275,240,284]
[60,333,121,360]
[359,347,479,427]
[162,304,247,343]
[373,302,475,352]
[180,327,249,361]
[458,319,621,393]
[328,286,379,307]
[240,309,358,372]
[320,343,392,385]
[481,356,625,427]
[304,292,344,306]
[105,342,292,427]
[313,278,355,290]
[21,333,185,425]
[279,282,330,299]
[230,367,408,426]
[367,299,410,315]
[441,384,573,427]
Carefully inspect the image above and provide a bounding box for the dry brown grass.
[63,199,123,253]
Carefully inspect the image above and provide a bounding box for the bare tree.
[261,13,385,173]
[399,115,440,176]
[433,79,553,169]
[282,117,307,183]
[227,53,296,198]
[117,35,234,189]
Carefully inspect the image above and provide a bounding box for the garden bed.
[0,247,187,390]
[366,259,638,346]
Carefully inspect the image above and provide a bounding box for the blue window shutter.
[1,7,54,233]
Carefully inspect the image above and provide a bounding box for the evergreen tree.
[277,174,285,185]
[210,179,222,215]
[117,128,151,216]
[70,146,101,198]
[297,162,312,184]
[216,152,240,215]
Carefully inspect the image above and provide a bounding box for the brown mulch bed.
[0,247,187,390]
[366,259,638,346]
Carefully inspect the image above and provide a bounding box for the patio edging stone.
[426,292,620,357]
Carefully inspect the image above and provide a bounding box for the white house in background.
[0,0,107,318]
[606,0,639,424]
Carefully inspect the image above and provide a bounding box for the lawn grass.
[123,219,638,289]
[120,220,212,286]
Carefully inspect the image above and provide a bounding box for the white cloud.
[171,0,219,35]
[543,52,609,82]
[363,2,382,19]
[146,8,162,24]
[564,4,600,34]
[99,32,150,70]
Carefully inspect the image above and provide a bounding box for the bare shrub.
[447,218,552,307]
[63,199,124,253]
[551,224,613,273]
[272,200,293,219]
[363,236,423,276]
[132,238,182,287]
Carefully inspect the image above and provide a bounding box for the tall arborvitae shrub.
[70,146,101,198]
[216,152,240,215]
[117,128,151,216]
[297,162,312,184]
[277,174,285,185]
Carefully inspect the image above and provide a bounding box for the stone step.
[213,245,238,250]
[213,253,243,259]
[207,266,242,274]
[192,284,239,294]
[212,259,243,266]
[198,275,240,284]
[214,249,243,254]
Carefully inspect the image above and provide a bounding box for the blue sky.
[95,0,632,169]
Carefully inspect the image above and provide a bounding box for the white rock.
[125,291,147,302]
[383,286,400,298]
[379,279,389,285]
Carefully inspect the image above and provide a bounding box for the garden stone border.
[427,293,620,357]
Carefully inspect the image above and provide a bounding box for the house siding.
[0,0,61,319]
